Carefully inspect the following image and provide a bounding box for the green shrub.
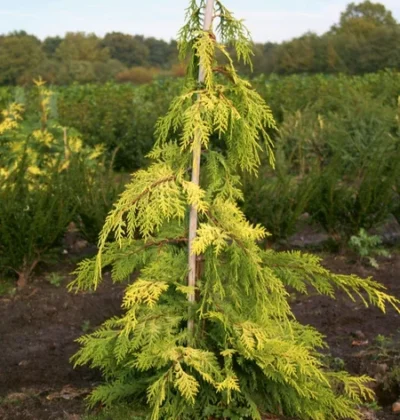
[259,86,400,243]
[68,152,125,243]
[243,156,315,241]
[242,108,322,242]
[0,162,75,288]
[308,114,400,241]
[0,79,110,286]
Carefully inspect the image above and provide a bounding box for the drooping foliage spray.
[70,1,399,418]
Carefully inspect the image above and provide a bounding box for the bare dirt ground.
[292,253,400,420]
[0,252,399,419]
[0,257,124,420]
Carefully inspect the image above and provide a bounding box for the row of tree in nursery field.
[3,70,399,173]
[1,1,400,85]
[243,71,400,243]
[0,69,399,285]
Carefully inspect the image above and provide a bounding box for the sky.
[0,0,400,43]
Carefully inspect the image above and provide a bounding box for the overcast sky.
[1,0,400,43]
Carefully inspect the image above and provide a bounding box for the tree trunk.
[17,273,28,289]
[187,0,215,333]
[16,258,40,289]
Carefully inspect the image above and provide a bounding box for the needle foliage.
[0,79,110,286]
[70,2,399,419]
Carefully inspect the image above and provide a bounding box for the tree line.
[0,1,399,85]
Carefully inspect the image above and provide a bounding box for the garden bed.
[0,251,399,419]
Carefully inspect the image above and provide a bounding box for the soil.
[0,252,399,420]
[0,257,125,420]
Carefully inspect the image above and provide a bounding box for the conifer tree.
[69,1,399,418]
